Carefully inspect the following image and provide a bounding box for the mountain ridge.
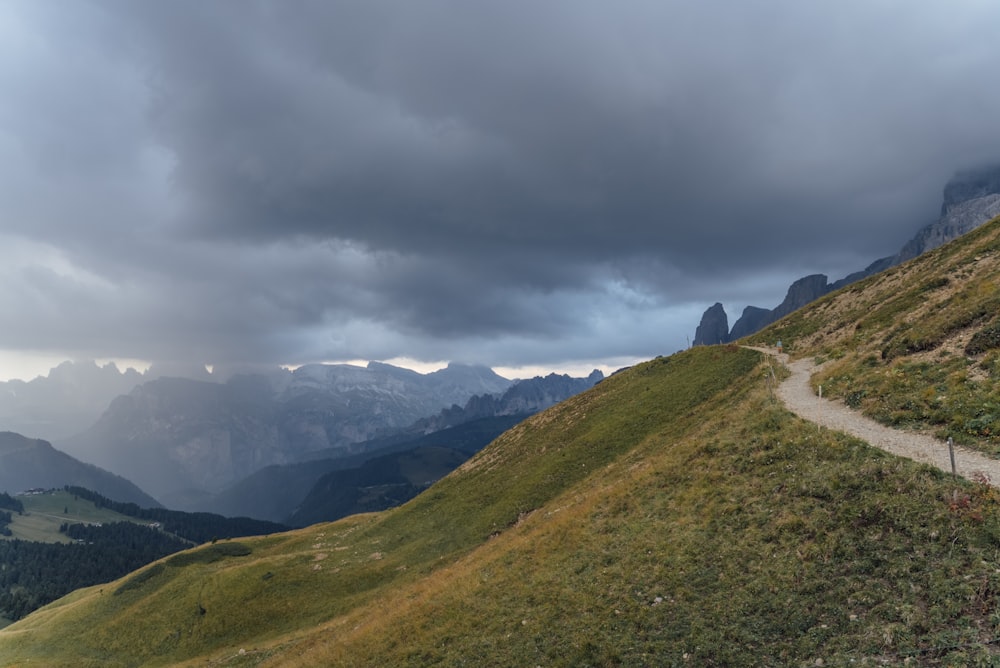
[694,163,1000,345]
[59,362,513,508]
[201,371,603,521]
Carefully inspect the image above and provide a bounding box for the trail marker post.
[947,437,956,476]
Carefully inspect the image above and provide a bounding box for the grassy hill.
[4,219,1000,665]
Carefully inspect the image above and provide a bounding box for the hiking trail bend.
[748,347,1000,487]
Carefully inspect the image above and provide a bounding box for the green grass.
[302,378,1000,667]
[3,490,148,543]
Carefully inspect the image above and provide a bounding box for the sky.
[1,1,1000,382]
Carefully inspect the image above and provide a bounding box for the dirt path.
[748,347,1000,487]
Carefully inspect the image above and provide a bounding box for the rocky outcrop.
[771,275,831,320]
[694,163,1000,344]
[692,303,729,346]
[727,276,832,342]
[728,306,775,342]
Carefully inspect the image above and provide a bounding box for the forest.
[64,486,287,543]
[0,493,23,538]
[0,488,288,621]
[0,522,188,620]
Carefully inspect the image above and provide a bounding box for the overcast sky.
[1,0,999,381]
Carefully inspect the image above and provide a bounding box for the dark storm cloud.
[2,0,1000,373]
[116,0,1000,263]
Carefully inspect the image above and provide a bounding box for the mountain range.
[0,361,145,442]
[693,163,1000,345]
[7,212,1000,664]
[202,370,604,522]
[0,354,601,524]
[57,362,512,509]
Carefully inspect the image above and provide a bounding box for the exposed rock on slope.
[692,302,728,346]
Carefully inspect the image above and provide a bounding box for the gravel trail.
[749,348,1000,487]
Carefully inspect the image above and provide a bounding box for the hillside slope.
[5,334,1000,664]
[760,214,1000,456]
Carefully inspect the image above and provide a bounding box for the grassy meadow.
[3,490,146,544]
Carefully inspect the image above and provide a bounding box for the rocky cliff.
[692,303,729,346]
[694,163,1000,344]
[896,193,1000,264]
[941,164,1000,215]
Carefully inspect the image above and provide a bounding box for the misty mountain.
[286,444,472,528]
[693,163,1000,344]
[406,369,605,434]
[0,432,158,507]
[59,362,511,509]
[205,371,604,522]
[208,415,525,523]
[0,361,145,442]
[0,360,277,445]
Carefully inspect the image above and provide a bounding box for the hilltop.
[5,218,1000,664]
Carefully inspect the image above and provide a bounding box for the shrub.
[966,320,1000,356]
